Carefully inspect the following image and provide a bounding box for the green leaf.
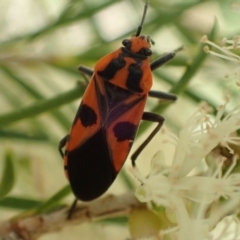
[0,85,85,128]
[0,130,50,141]
[0,196,42,210]
[0,150,15,199]
[35,185,71,214]
[0,66,73,130]
[98,216,128,225]
[119,169,135,190]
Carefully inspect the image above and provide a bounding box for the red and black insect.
[59,0,179,203]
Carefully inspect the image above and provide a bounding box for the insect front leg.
[150,46,183,71]
[148,90,177,102]
[59,134,69,158]
[131,112,164,166]
[78,65,94,84]
[148,47,183,102]
[78,65,94,77]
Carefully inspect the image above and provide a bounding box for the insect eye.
[145,48,152,56]
[122,39,131,47]
[138,48,152,56]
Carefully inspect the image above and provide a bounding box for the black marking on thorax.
[126,62,143,93]
[97,53,126,81]
[121,47,147,61]
[97,48,147,82]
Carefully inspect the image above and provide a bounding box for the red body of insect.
[59,0,178,202]
[64,36,152,201]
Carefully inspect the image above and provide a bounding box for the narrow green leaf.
[0,81,55,138]
[119,169,135,190]
[0,1,115,46]
[154,70,218,115]
[0,150,15,199]
[98,216,128,225]
[0,130,49,141]
[169,17,219,95]
[0,66,73,130]
[0,86,85,128]
[0,196,42,210]
[35,185,71,214]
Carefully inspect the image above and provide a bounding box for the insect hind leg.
[67,198,78,219]
[59,139,78,220]
[131,112,164,166]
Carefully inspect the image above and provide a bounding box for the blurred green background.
[0,0,240,239]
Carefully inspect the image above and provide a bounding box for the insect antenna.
[135,0,149,37]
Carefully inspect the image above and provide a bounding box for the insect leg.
[131,112,164,166]
[78,65,94,76]
[148,90,177,101]
[59,135,69,158]
[150,46,183,71]
[67,198,78,219]
[59,137,78,219]
[78,66,94,84]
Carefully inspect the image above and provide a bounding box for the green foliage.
[0,150,15,199]
[35,185,71,214]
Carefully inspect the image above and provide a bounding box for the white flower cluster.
[201,35,240,85]
[133,100,240,240]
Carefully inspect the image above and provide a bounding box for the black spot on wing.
[97,53,126,81]
[67,129,116,201]
[78,104,97,127]
[126,63,143,93]
[113,122,137,141]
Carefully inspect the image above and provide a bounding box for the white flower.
[201,35,240,85]
[133,100,240,240]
